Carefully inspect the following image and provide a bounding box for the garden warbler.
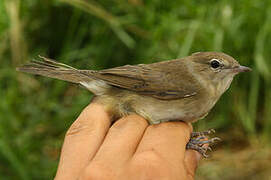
[17,51,251,156]
[17,52,251,124]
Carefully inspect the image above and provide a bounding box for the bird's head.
[189,52,251,96]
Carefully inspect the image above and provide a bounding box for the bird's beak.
[232,65,252,73]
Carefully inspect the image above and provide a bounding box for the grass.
[196,145,271,180]
[0,0,270,179]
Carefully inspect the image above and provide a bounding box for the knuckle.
[65,104,110,138]
[65,118,95,137]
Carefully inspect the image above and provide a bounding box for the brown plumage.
[17,52,251,124]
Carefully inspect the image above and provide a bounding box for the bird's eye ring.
[210,59,221,69]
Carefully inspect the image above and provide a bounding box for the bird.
[17,51,251,156]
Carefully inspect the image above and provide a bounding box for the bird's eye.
[210,59,221,69]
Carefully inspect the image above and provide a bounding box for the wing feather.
[80,59,198,100]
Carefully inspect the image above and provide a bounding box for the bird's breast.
[123,92,214,124]
[95,88,216,124]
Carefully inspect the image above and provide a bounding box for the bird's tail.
[17,56,91,83]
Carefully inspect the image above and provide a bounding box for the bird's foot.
[186,129,221,158]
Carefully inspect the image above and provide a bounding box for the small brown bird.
[17,52,251,156]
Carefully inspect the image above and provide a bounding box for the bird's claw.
[186,129,221,158]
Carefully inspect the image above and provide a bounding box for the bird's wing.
[80,60,198,100]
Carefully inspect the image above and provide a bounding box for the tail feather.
[37,55,77,70]
[17,56,90,83]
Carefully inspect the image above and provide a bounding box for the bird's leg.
[191,129,216,137]
[186,129,221,158]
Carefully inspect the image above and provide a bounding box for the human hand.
[55,103,202,180]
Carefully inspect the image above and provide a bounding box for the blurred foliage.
[0,0,271,179]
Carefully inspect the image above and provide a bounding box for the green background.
[0,0,271,179]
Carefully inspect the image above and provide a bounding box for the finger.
[134,121,192,164]
[55,103,111,180]
[184,150,201,179]
[184,136,209,178]
[91,115,148,166]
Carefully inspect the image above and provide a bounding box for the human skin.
[54,103,202,180]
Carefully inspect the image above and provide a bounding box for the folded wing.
[80,60,198,100]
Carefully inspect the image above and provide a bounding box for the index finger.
[134,122,192,164]
[55,103,111,180]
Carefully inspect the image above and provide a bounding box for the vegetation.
[0,0,270,179]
